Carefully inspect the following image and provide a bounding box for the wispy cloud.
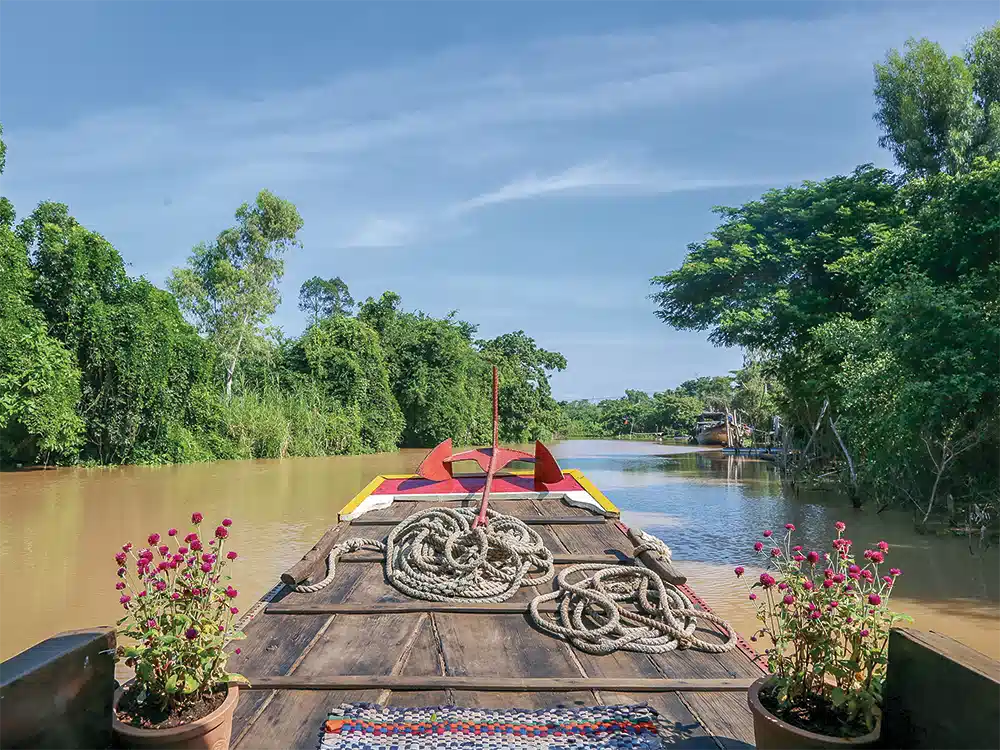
[342,217,422,249]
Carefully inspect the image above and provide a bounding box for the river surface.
[2,441,998,662]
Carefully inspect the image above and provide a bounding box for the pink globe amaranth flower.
[201,553,216,563]
[792,554,806,562]
[846,616,853,624]
[222,518,233,527]
[158,545,170,557]
[778,582,788,590]
[148,533,160,545]
[184,533,198,544]
[870,551,885,564]
[234,648,242,655]
[138,589,147,598]
[809,610,821,619]
[168,528,177,537]
[227,551,238,560]
[785,523,795,531]
[749,594,757,601]
[863,549,873,560]
[832,573,845,583]
[116,582,126,590]
[208,539,215,546]
[115,552,127,565]
[806,551,820,564]
[890,568,901,576]
[869,593,882,605]
[877,541,889,553]
[762,530,773,538]
[829,600,839,608]
[846,584,855,592]
[860,629,870,638]
[146,618,156,629]
[191,541,203,552]
[848,572,860,580]
[758,573,775,589]
[834,521,846,532]
[218,625,225,632]
[168,560,178,569]
[215,526,228,539]
[883,575,894,584]
[226,586,238,598]
[200,562,212,573]
[186,556,196,565]
[178,546,188,555]
[117,567,126,578]
[173,554,185,563]
[185,627,198,640]
[782,594,795,605]
[191,512,203,524]
[750,635,757,642]
[792,545,802,552]
[120,595,131,605]
[734,566,745,577]
[861,570,875,582]
[803,580,814,590]
[823,568,834,579]
[848,564,860,574]
[770,548,781,557]
[753,541,764,552]
[122,542,133,552]
[171,592,180,600]
[823,579,834,589]
[154,580,167,592]
[157,561,168,572]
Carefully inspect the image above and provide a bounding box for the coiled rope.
[289,506,555,602]
[528,563,737,655]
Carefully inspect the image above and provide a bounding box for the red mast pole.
[472,366,500,529]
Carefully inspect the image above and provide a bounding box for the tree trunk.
[828,416,860,507]
[225,326,247,399]
[799,398,829,469]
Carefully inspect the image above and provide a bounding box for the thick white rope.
[528,564,738,655]
[289,507,555,601]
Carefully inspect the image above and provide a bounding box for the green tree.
[873,24,1000,176]
[298,275,354,324]
[649,391,704,434]
[169,190,303,397]
[675,376,735,411]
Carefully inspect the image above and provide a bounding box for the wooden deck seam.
[676,692,727,750]
[425,613,455,706]
[377,612,431,706]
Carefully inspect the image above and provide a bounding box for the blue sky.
[1,1,996,400]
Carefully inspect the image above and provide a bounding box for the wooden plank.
[334,552,628,564]
[280,522,349,586]
[354,515,607,526]
[615,694,719,749]
[883,627,1000,749]
[680,691,758,749]
[266,602,561,615]
[626,526,687,585]
[243,676,756,692]
[383,611,451,708]
[0,628,116,750]
[235,690,379,750]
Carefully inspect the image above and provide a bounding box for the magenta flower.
[184,533,198,544]
[828,600,839,608]
[792,545,802,552]
[218,625,225,632]
[120,595,131,605]
[770,548,781,557]
[806,551,820,564]
[846,616,853,624]
[148,533,160,545]
[759,573,775,589]
[803,580,814,590]
[749,593,757,601]
[146,618,157,629]
[782,594,795,605]
[234,648,242,655]
[171,592,180,600]
[158,545,170,556]
[834,521,846,532]
[115,552,127,565]
[215,526,228,539]
[227,551,238,560]
[870,551,884,564]
[122,542,133,552]
[785,523,795,531]
[168,528,178,537]
[877,541,889,553]
[823,579,834,589]
[225,586,238,598]
[191,512,203,524]
[823,568,834,579]
[792,554,806,562]
[864,549,873,559]
[734,566,745,577]
[154,580,167,592]
[185,627,198,640]
[869,593,882,605]
[222,518,233,527]
[178,546,188,555]
[230,606,239,615]
[860,629,870,638]
[883,575,893,584]
[116,582,125,590]
[173,554,185,563]
[763,530,773,537]
[754,541,764,552]
[846,584,855,592]
[200,562,212,573]
[138,589,147,598]
[809,610,821,619]
[890,568,901,576]
[861,570,875,582]
[191,541,203,551]
[848,564,860,574]
[117,567,126,577]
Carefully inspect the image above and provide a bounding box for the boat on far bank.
[694,411,729,446]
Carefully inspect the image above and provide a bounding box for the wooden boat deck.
[227,495,764,749]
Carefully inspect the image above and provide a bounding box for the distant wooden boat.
[694,412,729,446]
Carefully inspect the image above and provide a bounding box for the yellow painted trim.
[338,475,389,520]
[565,469,620,515]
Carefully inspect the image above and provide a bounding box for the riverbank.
[1,441,996,663]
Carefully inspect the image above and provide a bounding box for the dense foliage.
[0,134,567,465]
[652,25,1000,521]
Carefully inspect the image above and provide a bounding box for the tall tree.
[873,24,999,176]
[169,190,303,397]
[298,275,354,324]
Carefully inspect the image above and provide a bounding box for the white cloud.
[341,217,421,248]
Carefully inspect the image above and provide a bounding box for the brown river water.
[1,440,998,662]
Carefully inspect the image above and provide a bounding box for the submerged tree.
[169,190,303,397]
[298,275,354,324]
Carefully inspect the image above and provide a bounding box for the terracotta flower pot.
[113,685,239,750]
[747,676,881,750]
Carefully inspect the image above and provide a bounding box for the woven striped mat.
[318,703,671,749]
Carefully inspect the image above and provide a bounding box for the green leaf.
[831,687,846,707]
[183,674,199,694]
[165,674,178,694]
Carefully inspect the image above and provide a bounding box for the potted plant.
[735,521,910,749]
[112,512,248,749]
